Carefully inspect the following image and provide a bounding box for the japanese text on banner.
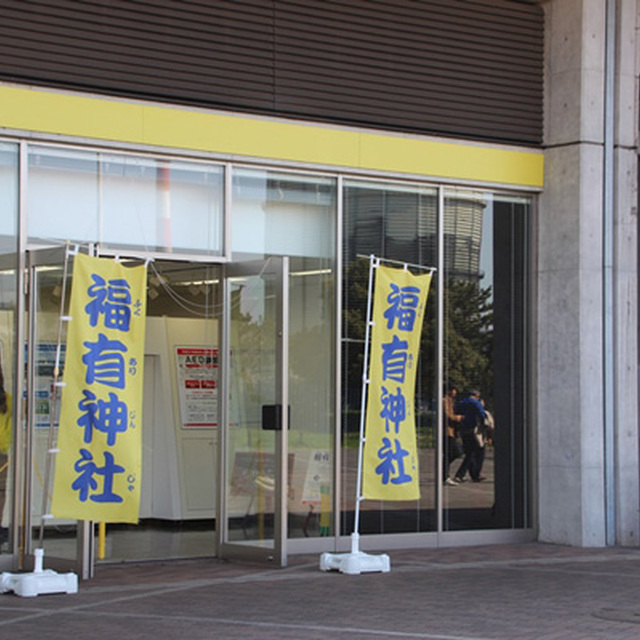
[51,253,147,523]
[362,265,431,501]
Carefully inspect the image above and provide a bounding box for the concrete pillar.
[538,0,639,546]
[612,0,639,546]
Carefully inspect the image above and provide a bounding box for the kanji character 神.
[77,389,128,446]
[380,385,406,434]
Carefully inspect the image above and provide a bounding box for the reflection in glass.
[287,258,335,539]
[443,189,531,531]
[231,169,336,540]
[28,146,224,256]
[226,266,279,546]
[101,155,223,255]
[342,181,438,535]
[28,146,99,243]
[231,168,335,260]
[342,181,531,537]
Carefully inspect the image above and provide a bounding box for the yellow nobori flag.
[52,253,147,523]
[362,265,431,501]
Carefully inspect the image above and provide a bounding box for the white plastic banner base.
[319,533,390,575]
[319,550,391,575]
[0,549,78,597]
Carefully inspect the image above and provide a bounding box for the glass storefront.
[341,181,439,535]
[442,189,531,531]
[0,138,532,569]
[341,180,532,538]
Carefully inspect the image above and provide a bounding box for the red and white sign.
[175,346,218,428]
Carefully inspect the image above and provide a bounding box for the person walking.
[453,389,487,483]
[442,386,463,486]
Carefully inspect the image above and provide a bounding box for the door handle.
[261,404,290,431]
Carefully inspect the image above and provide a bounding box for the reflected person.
[453,389,486,483]
[442,386,463,486]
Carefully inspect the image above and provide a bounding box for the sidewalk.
[2,542,640,639]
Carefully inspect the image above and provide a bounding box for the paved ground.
[3,542,640,639]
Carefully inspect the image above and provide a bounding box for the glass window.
[342,181,532,538]
[0,142,18,554]
[231,169,335,260]
[28,146,99,244]
[342,180,438,536]
[287,256,335,538]
[28,146,224,257]
[0,144,18,249]
[442,189,531,530]
[231,168,337,539]
[101,155,223,256]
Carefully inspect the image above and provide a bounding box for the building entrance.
[18,249,293,576]
[94,259,222,566]
[218,257,289,566]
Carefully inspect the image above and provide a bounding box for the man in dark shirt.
[453,389,487,483]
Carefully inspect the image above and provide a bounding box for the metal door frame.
[217,256,289,566]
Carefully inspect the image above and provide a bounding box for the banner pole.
[38,243,76,547]
[319,253,389,573]
[351,254,378,552]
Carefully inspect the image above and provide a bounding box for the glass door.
[93,259,221,564]
[218,257,289,566]
[23,246,92,576]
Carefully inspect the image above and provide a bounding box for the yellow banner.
[52,253,147,523]
[362,265,431,501]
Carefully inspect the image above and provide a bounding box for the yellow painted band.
[0,85,543,188]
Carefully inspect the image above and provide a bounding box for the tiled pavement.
[3,542,640,639]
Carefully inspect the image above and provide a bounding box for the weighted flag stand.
[320,255,390,575]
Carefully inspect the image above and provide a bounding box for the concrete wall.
[538,0,639,546]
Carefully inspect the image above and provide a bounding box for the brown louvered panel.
[273,4,543,73]
[276,1,542,50]
[0,0,543,146]
[274,42,542,87]
[0,16,274,60]
[3,37,273,87]
[0,51,274,108]
[275,58,542,102]
[272,0,543,142]
[275,95,540,140]
[273,65,541,120]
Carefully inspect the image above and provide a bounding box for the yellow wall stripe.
[0,85,543,188]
